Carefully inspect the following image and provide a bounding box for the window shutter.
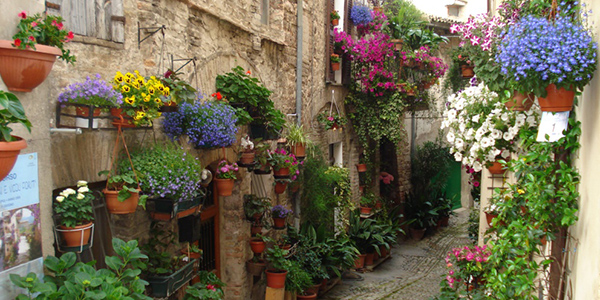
[342,0,352,85]
[111,0,125,43]
[327,0,335,82]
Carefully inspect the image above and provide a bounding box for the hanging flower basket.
[0,136,27,182]
[537,84,575,112]
[103,188,141,215]
[0,40,61,92]
[460,64,475,78]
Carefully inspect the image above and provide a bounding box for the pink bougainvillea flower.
[18,11,27,19]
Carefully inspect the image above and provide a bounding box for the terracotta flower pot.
[76,106,102,117]
[249,238,266,254]
[390,39,403,51]
[110,108,135,128]
[331,62,340,71]
[240,151,255,165]
[354,254,367,269]
[440,215,450,227]
[274,181,288,194]
[246,259,267,277]
[306,283,322,295]
[538,84,575,112]
[380,246,389,258]
[273,217,287,229]
[103,188,140,214]
[487,160,506,174]
[360,206,372,215]
[460,64,474,78]
[0,40,62,92]
[59,222,93,247]
[410,227,426,241]
[0,136,27,182]
[505,92,535,111]
[291,143,306,158]
[485,212,506,227]
[214,178,234,196]
[297,292,318,300]
[273,167,290,178]
[332,19,339,26]
[265,269,288,289]
[251,224,263,236]
[365,252,375,266]
[356,163,367,173]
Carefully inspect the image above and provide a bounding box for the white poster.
[536,111,570,142]
[0,154,43,299]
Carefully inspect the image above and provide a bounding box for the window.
[46,0,125,43]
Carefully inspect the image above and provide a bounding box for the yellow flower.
[126,72,134,78]
[157,112,162,117]
[114,71,124,83]
[150,75,157,81]
[134,70,140,76]
[148,86,155,95]
[144,95,151,102]
[517,189,525,195]
[136,76,145,85]
[132,81,140,89]
[154,98,162,105]
[157,84,165,92]
[136,111,146,118]
[163,87,170,96]
[121,85,131,93]
[133,115,142,121]
[125,96,135,105]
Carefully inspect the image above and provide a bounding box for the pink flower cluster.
[216,160,239,180]
[450,14,502,52]
[445,245,491,288]
[357,9,388,36]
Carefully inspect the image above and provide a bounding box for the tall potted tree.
[0,90,30,182]
[0,12,75,92]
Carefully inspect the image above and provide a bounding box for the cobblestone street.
[322,208,471,300]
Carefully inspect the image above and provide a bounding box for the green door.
[445,161,462,209]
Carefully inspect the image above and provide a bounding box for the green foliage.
[385,0,427,41]
[359,192,377,208]
[142,222,190,276]
[98,170,147,207]
[184,271,225,300]
[264,246,291,272]
[285,260,313,293]
[243,194,272,222]
[299,149,352,230]
[285,122,311,146]
[160,70,197,104]
[442,60,470,95]
[10,238,150,300]
[215,66,285,134]
[0,90,31,142]
[317,111,347,131]
[348,209,385,254]
[467,208,480,243]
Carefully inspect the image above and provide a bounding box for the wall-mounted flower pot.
[251,223,263,236]
[272,217,287,229]
[214,178,234,196]
[360,206,372,215]
[291,143,306,158]
[506,92,535,111]
[460,64,474,78]
[0,40,61,92]
[390,39,403,51]
[249,238,266,254]
[273,167,290,178]
[331,62,340,71]
[331,19,339,26]
[239,151,256,166]
[274,181,288,194]
[356,164,367,173]
[148,196,203,221]
[0,136,27,182]
[265,269,288,289]
[487,161,506,175]
[538,84,575,112]
[103,188,140,214]
[246,259,267,277]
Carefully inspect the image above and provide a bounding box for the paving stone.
[322,208,471,300]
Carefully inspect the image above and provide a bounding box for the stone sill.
[72,35,124,50]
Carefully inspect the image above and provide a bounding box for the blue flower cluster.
[497,15,597,89]
[350,4,372,26]
[163,101,238,148]
[58,74,123,106]
[271,205,293,218]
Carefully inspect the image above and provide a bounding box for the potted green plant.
[98,170,146,215]
[0,12,75,92]
[441,245,491,295]
[124,144,206,219]
[214,160,238,197]
[112,70,169,127]
[0,90,30,182]
[216,66,285,139]
[286,260,316,299]
[244,194,272,224]
[285,122,311,159]
[359,192,376,215]
[331,10,340,26]
[184,271,226,300]
[268,148,299,178]
[53,181,95,248]
[10,238,151,300]
[317,111,346,131]
[249,234,267,255]
[265,245,292,289]
[330,54,341,71]
[252,141,272,174]
[348,210,381,267]
[497,14,597,112]
[57,75,123,128]
[271,205,293,229]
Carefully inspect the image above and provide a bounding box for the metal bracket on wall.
[170,55,197,73]
[137,23,166,49]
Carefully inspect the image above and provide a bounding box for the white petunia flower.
[77,180,88,187]
[56,196,65,203]
[78,186,89,194]
[454,152,463,162]
[76,193,85,200]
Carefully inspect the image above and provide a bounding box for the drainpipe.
[295,0,303,125]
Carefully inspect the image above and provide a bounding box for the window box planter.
[148,196,204,221]
[147,258,197,298]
